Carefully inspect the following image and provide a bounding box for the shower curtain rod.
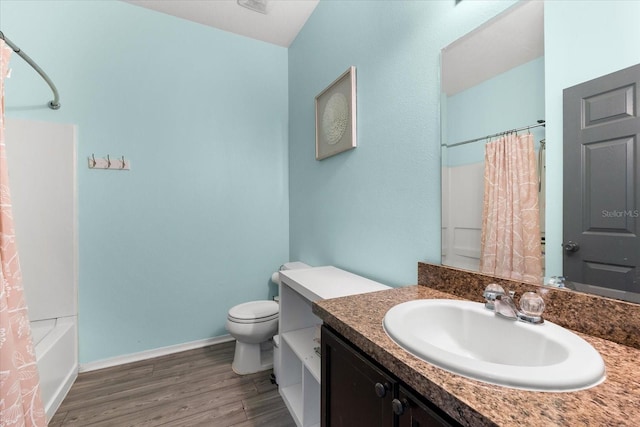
[443,119,545,148]
[0,31,60,110]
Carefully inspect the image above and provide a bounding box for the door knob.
[564,241,580,253]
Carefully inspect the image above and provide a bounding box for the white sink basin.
[383,299,605,392]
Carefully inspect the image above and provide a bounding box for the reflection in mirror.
[441,1,545,283]
[440,0,640,304]
[562,63,640,303]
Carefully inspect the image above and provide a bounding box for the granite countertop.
[312,285,640,427]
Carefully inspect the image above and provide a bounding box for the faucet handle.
[483,283,505,310]
[519,291,545,324]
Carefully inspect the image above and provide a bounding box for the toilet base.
[232,339,274,375]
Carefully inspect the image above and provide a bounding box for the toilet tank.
[281,261,311,271]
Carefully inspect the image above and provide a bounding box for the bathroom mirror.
[440,0,640,304]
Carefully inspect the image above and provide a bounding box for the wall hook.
[88,153,130,170]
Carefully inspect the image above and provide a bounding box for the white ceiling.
[124,0,543,91]
[123,0,320,47]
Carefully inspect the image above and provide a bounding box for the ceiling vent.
[237,0,269,14]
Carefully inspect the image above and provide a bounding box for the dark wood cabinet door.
[396,386,454,427]
[321,326,396,427]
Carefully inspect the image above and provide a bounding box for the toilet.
[226,300,279,375]
[226,261,311,375]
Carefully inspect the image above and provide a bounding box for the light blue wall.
[7,0,636,365]
[445,57,545,167]
[1,1,289,363]
[544,0,640,278]
[288,0,518,286]
[289,0,640,288]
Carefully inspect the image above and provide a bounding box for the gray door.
[563,63,640,303]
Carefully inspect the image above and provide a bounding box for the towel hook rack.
[87,154,130,171]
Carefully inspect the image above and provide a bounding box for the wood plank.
[155,401,247,427]
[84,380,257,427]
[242,388,288,419]
[60,357,239,411]
[50,342,295,427]
[230,405,298,427]
[60,374,258,425]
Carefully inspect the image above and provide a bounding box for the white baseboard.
[79,334,235,373]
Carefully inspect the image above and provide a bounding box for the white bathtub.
[31,316,78,422]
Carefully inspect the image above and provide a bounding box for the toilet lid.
[228,300,279,322]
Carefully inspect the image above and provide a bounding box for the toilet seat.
[228,300,278,324]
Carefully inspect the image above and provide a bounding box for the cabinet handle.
[374,382,390,398]
[392,398,407,415]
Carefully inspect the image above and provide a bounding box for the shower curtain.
[479,133,542,283]
[0,40,46,427]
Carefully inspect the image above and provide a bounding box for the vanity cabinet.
[321,326,460,427]
[321,325,396,426]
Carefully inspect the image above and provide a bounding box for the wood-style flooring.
[49,341,297,427]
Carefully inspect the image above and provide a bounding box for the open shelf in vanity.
[282,326,321,382]
[277,266,390,427]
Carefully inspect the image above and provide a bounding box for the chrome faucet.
[483,284,545,324]
[482,283,505,310]
[494,293,520,318]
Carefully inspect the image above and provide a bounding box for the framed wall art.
[315,66,357,160]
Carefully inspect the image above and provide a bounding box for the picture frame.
[315,66,357,160]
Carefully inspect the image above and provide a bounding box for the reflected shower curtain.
[479,133,542,283]
[0,40,46,426]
